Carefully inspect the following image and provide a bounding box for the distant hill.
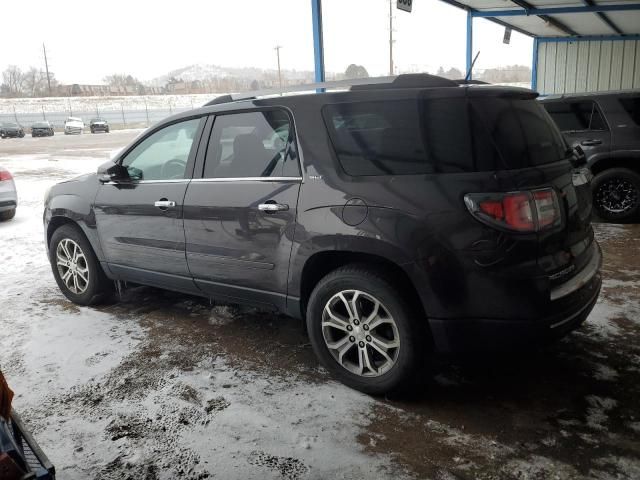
[147,64,316,87]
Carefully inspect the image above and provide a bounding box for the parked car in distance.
[44,74,602,395]
[90,118,110,134]
[541,91,640,222]
[31,121,55,137]
[0,123,25,139]
[0,166,17,221]
[64,117,84,135]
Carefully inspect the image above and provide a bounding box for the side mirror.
[98,161,129,183]
[569,145,587,168]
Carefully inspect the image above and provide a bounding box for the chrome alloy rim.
[322,290,400,377]
[56,238,89,294]
[595,178,638,214]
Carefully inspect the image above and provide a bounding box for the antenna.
[465,51,480,81]
[388,0,395,75]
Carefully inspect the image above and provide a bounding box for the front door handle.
[154,199,176,209]
[258,202,289,213]
[581,139,603,146]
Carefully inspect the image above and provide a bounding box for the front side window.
[203,110,298,178]
[121,118,201,181]
[543,101,607,132]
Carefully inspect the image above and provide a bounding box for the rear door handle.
[154,199,176,209]
[258,202,289,213]
[581,139,602,146]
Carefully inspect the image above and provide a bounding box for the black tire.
[306,265,427,395]
[592,168,640,222]
[0,209,16,221]
[49,224,112,305]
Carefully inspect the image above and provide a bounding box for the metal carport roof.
[439,1,640,38]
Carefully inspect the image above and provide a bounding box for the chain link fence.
[0,94,216,131]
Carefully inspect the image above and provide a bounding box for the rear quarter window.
[322,96,566,176]
[619,96,640,126]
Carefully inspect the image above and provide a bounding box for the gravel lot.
[1,132,639,479]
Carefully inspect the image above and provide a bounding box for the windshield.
[91,118,105,122]
[3,123,18,128]
[33,122,49,128]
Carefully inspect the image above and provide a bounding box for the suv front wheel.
[49,224,112,305]
[306,265,426,395]
[592,168,640,222]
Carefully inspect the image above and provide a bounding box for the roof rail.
[202,74,460,106]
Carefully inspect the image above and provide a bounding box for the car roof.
[540,89,640,102]
[154,75,536,129]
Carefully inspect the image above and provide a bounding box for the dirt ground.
[0,132,639,479]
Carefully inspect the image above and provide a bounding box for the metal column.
[466,11,473,80]
[311,0,325,83]
[531,37,539,91]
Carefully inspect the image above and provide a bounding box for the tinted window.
[203,110,298,178]
[619,96,640,126]
[121,118,201,180]
[543,101,607,132]
[322,97,566,176]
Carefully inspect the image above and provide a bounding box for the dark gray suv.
[541,92,640,222]
[44,75,602,394]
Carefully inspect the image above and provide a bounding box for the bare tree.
[1,66,25,96]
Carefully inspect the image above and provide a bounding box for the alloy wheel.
[595,177,638,215]
[56,238,90,294]
[322,290,400,377]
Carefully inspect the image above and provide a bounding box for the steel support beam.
[538,34,640,43]
[471,4,640,17]
[311,0,325,83]
[509,0,577,36]
[583,0,624,35]
[466,11,473,79]
[531,37,539,91]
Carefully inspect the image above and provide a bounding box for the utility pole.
[389,0,395,76]
[43,43,52,96]
[274,45,283,91]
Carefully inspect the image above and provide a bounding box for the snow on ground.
[1,133,639,479]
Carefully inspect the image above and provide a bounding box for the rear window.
[619,96,640,126]
[322,97,567,176]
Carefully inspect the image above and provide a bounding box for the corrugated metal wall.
[536,39,640,94]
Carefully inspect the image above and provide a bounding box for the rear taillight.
[464,188,561,232]
[0,170,12,182]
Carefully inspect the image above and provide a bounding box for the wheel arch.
[297,250,428,325]
[590,156,640,176]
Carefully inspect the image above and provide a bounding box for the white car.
[64,117,84,135]
[0,166,17,221]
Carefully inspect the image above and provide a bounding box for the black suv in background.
[31,121,55,137]
[44,75,602,394]
[0,123,25,139]
[541,92,640,222]
[89,118,110,133]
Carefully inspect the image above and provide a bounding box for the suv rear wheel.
[306,265,425,395]
[593,168,640,222]
[49,224,112,305]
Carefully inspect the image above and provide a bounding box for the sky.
[0,0,533,84]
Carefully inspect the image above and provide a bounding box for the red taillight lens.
[0,170,13,181]
[465,188,561,233]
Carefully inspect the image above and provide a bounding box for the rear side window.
[203,110,299,178]
[322,97,566,176]
[543,101,607,132]
[619,96,640,126]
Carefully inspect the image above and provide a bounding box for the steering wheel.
[161,158,187,179]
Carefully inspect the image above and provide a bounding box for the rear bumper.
[428,250,602,353]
